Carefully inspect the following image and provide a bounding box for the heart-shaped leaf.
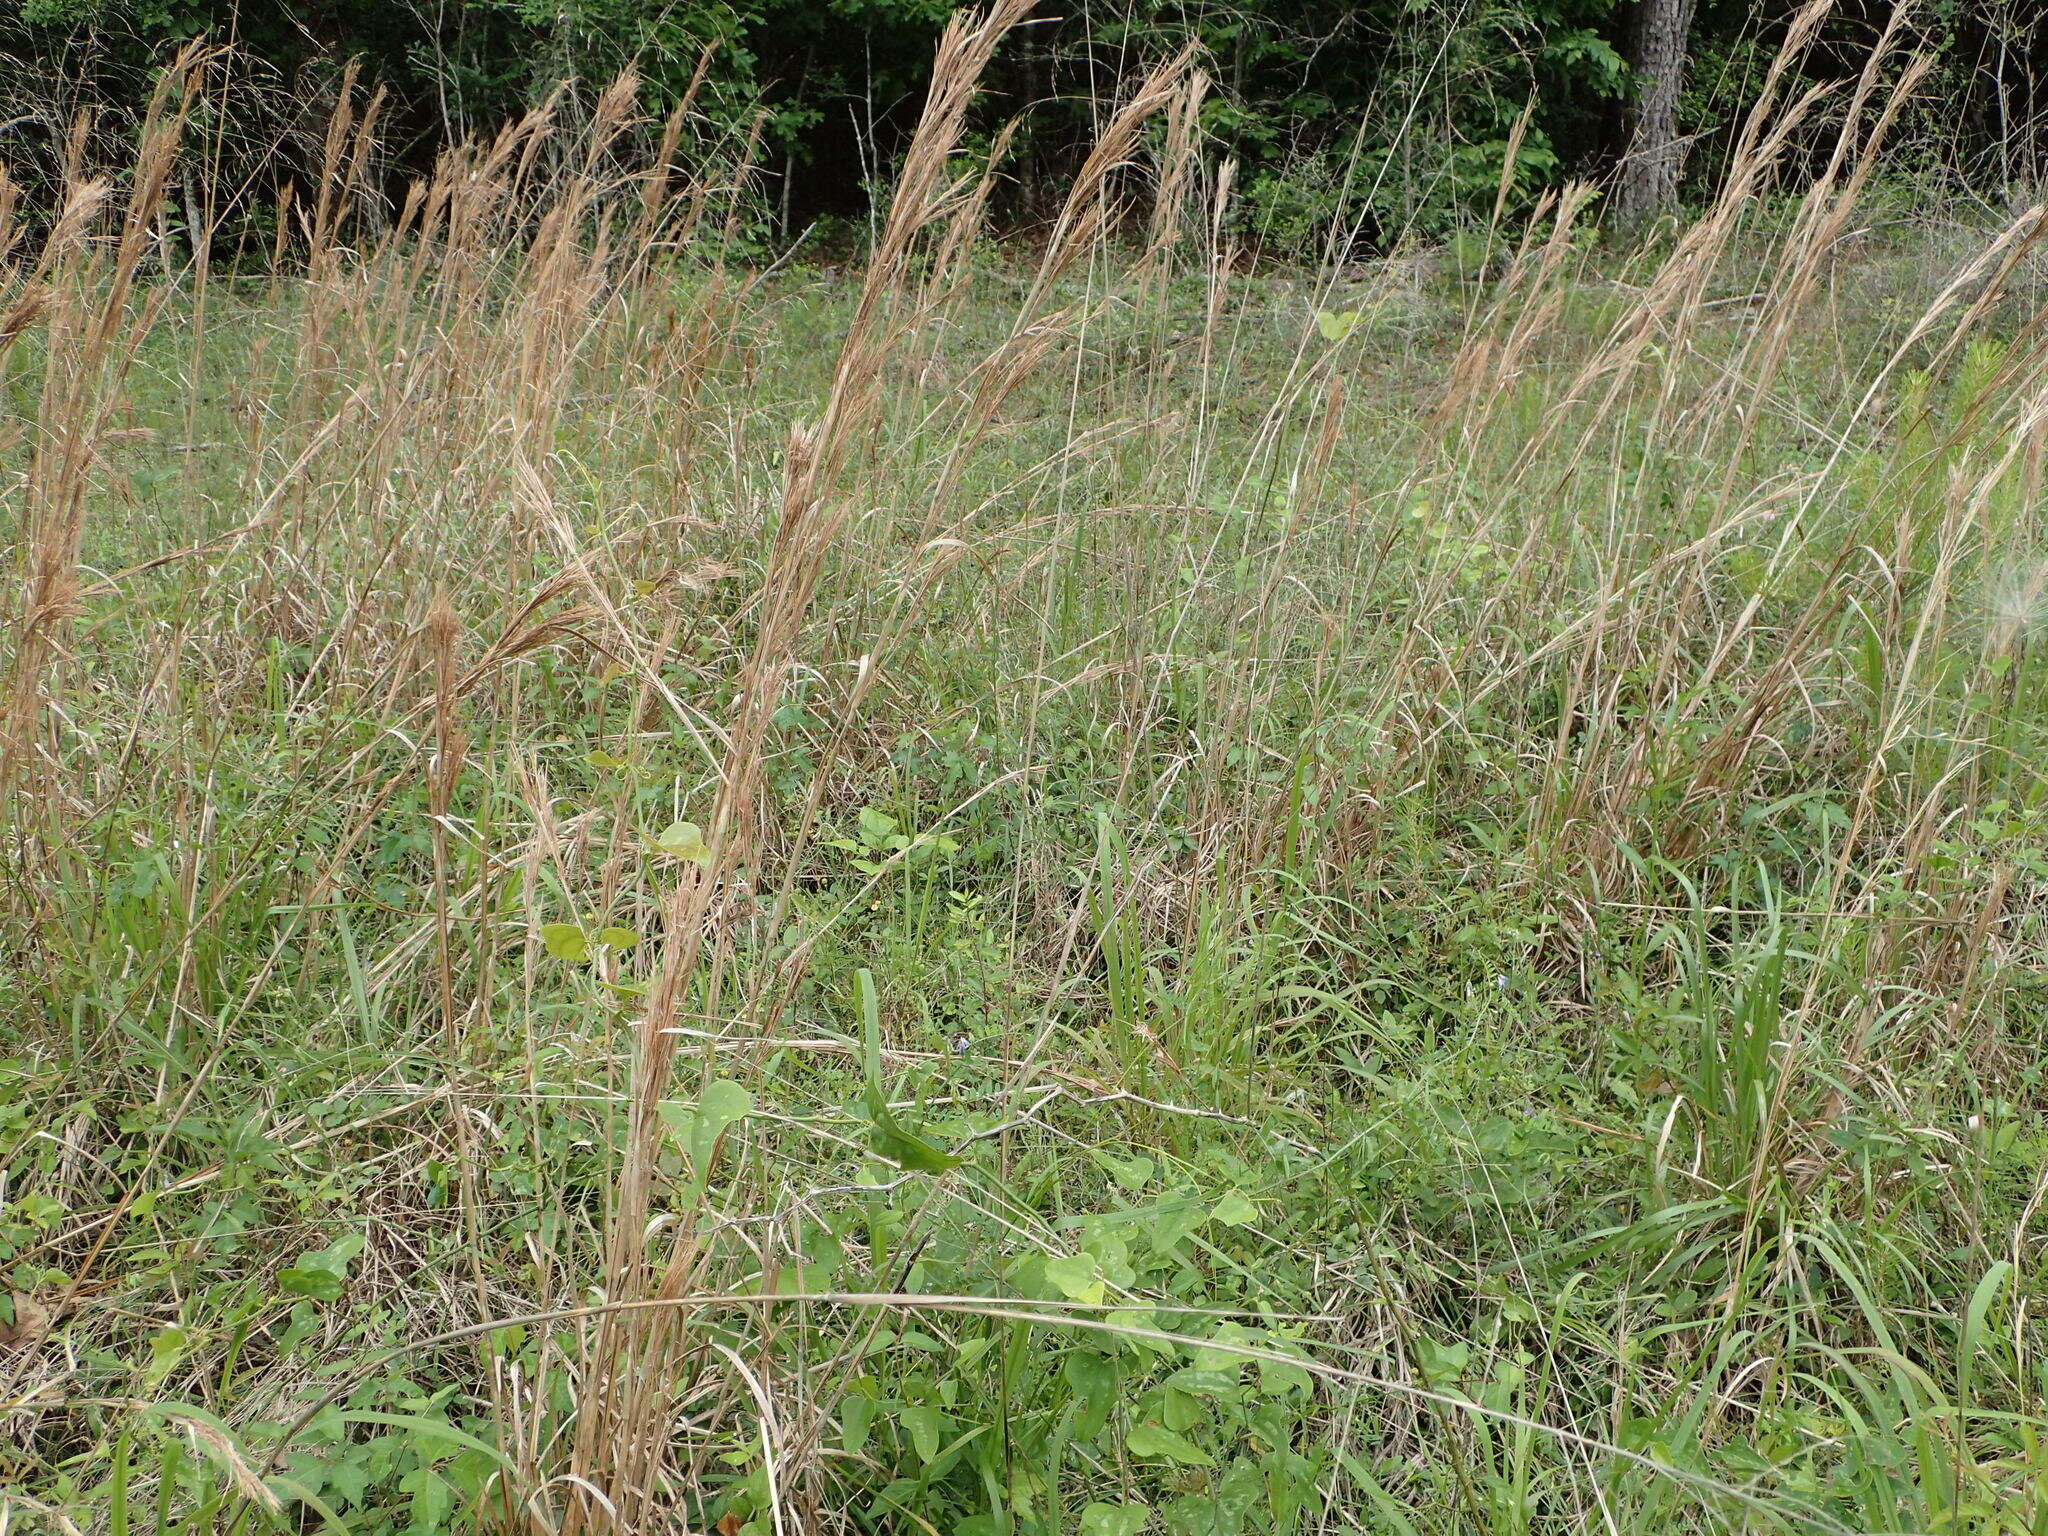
[1315,308,1362,343]
[658,1079,755,1193]
[539,923,589,962]
[1092,1151,1154,1191]
[652,820,711,865]
[1212,1191,1258,1226]
[1045,1252,1105,1305]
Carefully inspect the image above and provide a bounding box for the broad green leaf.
[19,1194,65,1225]
[1192,1324,1251,1373]
[1081,1502,1151,1536]
[858,966,884,1095]
[1044,1252,1105,1305]
[900,1403,946,1465]
[1107,1307,1163,1349]
[301,1231,365,1275]
[539,923,589,962]
[1166,1363,1242,1403]
[1959,1260,2015,1412]
[278,1266,344,1302]
[866,1106,964,1174]
[1212,1191,1258,1227]
[1064,1353,1116,1438]
[595,926,639,950]
[276,1228,364,1305]
[1092,1151,1154,1191]
[1171,1463,1263,1533]
[400,1466,455,1532]
[653,820,711,865]
[1257,1353,1315,1396]
[1315,309,1362,342]
[840,1394,876,1454]
[658,1080,755,1191]
[326,1454,371,1507]
[1125,1423,1212,1466]
[148,1324,189,1380]
[1144,1197,1208,1255]
[332,1412,513,1469]
[692,1080,754,1169]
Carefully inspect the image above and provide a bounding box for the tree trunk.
[1017,24,1051,227]
[1614,0,1700,227]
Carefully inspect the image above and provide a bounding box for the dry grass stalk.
[3,51,198,826]
[561,8,1036,1530]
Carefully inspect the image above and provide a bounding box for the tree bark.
[1614,0,1700,226]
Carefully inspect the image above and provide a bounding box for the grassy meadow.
[6,17,2048,1536]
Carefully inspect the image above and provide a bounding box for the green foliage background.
[4,0,2044,247]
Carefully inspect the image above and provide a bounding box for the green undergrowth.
[5,218,2048,1536]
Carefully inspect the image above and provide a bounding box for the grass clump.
[5,14,2048,1536]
